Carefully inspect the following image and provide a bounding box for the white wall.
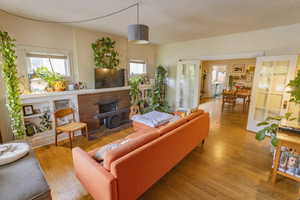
[157,23,300,108]
[0,11,157,142]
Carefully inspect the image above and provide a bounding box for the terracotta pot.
[53,81,66,92]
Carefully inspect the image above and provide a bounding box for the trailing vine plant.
[0,31,26,139]
[91,37,120,69]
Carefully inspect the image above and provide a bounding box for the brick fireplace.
[77,89,131,135]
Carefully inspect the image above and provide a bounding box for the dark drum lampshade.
[128,24,149,44]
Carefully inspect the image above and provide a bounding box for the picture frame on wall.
[23,105,34,116]
[231,64,245,74]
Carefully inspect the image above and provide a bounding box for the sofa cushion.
[185,109,204,121]
[94,139,131,162]
[157,117,188,136]
[103,132,160,170]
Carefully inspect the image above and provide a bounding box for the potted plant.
[148,65,170,113]
[128,76,144,116]
[34,67,65,92]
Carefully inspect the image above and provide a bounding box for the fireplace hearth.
[95,100,130,129]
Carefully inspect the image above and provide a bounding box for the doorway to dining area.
[200,58,256,113]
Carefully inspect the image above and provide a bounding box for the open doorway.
[200,58,256,113]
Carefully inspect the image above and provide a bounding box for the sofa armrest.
[72,147,117,200]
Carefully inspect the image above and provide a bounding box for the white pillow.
[94,139,130,162]
[0,143,30,166]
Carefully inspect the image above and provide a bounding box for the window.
[27,52,70,77]
[129,60,147,75]
[212,65,226,83]
[26,52,71,93]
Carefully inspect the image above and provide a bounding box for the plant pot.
[53,81,66,92]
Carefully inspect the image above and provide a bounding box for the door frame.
[246,55,298,132]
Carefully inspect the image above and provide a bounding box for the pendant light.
[128,3,149,44]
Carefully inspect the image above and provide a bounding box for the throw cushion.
[0,143,30,166]
[94,139,130,162]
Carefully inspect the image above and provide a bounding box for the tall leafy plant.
[0,31,25,139]
[288,69,300,104]
[149,65,170,112]
[128,76,144,110]
[91,37,120,69]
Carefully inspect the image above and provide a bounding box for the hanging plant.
[91,37,120,69]
[0,31,26,139]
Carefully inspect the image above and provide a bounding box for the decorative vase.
[53,81,66,92]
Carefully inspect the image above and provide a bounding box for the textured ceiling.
[1,0,300,44]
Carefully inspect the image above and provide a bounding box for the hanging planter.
[0,31,26,139]
[91,37,120,69]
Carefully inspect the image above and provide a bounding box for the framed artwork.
[247,64,256,73]
[231,64,245,74]
[23,105,34,116]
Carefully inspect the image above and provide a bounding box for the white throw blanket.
[132,111,174,127]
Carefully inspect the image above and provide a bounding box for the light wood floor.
[34,98,300,200]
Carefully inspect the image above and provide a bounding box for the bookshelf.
[271,130,300,184]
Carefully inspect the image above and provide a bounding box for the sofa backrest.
[157,117,188,136]
[111,112,209,200]
[185,109,204,121]
[103,131,160,170]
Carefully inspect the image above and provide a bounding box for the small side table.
[271,131,300,184]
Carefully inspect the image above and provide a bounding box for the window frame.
[128,60,147,76]
[26,52,72,79]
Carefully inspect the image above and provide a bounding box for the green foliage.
[288,70,300,104]
[38,112,52,132]
[256,112,296,146]
[149,65,170,113]
[0,31,26,139]
[91,37,120,69]
[128,76,145,111]
[34,67,63,87]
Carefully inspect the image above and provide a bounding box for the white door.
[176,61,201,111]
[247,55,297,132]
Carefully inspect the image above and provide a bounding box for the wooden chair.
[54,108,88,148]
[222,90,237,111]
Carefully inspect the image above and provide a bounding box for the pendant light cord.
[0,3,138,24]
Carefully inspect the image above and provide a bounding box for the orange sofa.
[72,110,209,200]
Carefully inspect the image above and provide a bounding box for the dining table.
[236,90,251,112]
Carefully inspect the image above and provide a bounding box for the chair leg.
[202,139,205,145]
[69,132,72,149]
[55,132,58,146]
[85,126,89,140]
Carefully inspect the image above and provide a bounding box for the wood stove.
[95,100,130,129]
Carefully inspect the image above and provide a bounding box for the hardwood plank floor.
[34,98,300,200]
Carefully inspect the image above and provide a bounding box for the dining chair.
[54,108,88,148]
[222,90,237,111]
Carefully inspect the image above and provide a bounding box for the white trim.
[179,51,265,61]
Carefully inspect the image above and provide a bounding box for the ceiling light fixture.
[128,3,149,44]
[1,2,150,44]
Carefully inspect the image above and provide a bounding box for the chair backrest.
[54,108,75,127]
[222,90,236,104]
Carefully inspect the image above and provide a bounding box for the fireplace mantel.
[21,86,130,100]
